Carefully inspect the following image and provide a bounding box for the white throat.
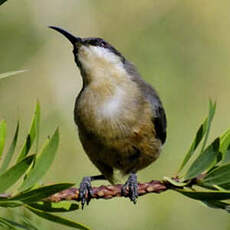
[78,45,126,82]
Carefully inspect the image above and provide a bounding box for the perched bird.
[49,26,167,208]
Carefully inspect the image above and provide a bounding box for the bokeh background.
[1,0,230,229]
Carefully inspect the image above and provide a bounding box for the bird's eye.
[100,41,106,47]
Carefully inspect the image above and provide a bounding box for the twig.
[0,193,11,199]
[45,180,169,202]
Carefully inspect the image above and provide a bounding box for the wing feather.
[124,60,167,144]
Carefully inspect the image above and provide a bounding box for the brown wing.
[124,60,167,144]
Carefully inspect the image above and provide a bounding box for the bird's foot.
[79,176,93,209]
[121,173,138,204]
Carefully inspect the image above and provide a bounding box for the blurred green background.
[1,0,230,229]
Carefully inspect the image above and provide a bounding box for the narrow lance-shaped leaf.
[0,155,34,193]
[0,70,27,80]
[217,183,230,190]
[0,120,6,160]
[219,129,230,163]
[164,177,189,187]
[34,100,40,154]
[0,216,31,230]
[0,0,7,6]
[177,119,208,173]
[177,101,216,174]
[176,189,230,201]
[19,128,59,191]
[29,201,79,212]
[13,183,74,203]
[0,218,16,229]
[184,138,219,180]
[0,121,19,173]
[16,102,40,163]
[21,216,39,230]
[200,100,216,152]
[220,129,230,154]
[223,146,230,164]
[0,200,22,208]
[201,163,230,186]
[27,206,90,230]
[201,200,230,213]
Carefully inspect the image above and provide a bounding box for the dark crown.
[82,38,125,61]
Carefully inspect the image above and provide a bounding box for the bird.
[49,26,167,208]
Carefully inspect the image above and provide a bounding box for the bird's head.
[49,26,126,83]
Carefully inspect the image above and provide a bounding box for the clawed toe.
[121,173,138,204]
[79,176,93,209]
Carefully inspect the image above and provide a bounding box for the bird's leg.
[121,172,138,204]
[79,175,106,209]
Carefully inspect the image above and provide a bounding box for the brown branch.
[45,180,169,202]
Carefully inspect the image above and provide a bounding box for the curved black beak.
[49,26,82,45]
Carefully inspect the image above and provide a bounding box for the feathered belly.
[78,122,161,183]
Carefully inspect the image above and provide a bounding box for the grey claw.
[79,177,93,209]
[121,173,138,204]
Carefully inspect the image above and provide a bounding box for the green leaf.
[176,189,230,200]
[21,216,39,230]
[200,100,216,152]
[184,138,219,180]
[13,183,74,203]
[0,216,31,230]
[178,122,207,173]
[19,128,59,191]
[217,183,230,189]
[222,147,230,164]
[0,70,27,80]
[0,121,19,173]
[0,155,34,193]
[0,120,6,160]
[177,101,216,173]
[34,101,40,154]
[28,201,79,212]
[0,0,8,6]
[219,129,230,163]
[16,102,40,163]
[0,200,22,207]
[202,163,230,186]
[220,129,230,154]
[27,206,90,230]
[163,177,189,187]
[201,200,230,213]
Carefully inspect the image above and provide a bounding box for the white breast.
[100,87,125,118]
